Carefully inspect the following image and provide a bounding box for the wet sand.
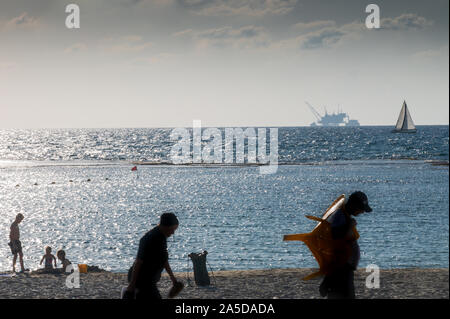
[0,268,448,299]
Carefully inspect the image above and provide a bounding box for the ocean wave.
[1,158,448,169]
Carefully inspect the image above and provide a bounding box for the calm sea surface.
[0,126,448,272]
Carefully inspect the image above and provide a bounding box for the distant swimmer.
[8,214,28,273]
[319,192,372,299]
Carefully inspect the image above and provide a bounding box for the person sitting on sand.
[124,213,181,299]
[319,191,373,299]
[56,249,72,272]
[8,213,28,273]
[40,246,57,270]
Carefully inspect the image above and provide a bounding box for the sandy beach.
[0,268,448,299]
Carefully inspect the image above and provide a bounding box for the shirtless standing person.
[9,213,27,273]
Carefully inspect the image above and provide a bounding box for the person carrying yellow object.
[319,191,372,299]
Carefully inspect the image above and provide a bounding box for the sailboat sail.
[394,101,416,133]
[395,103,406,129]
[402,105,416,130]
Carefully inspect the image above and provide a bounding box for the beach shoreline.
[0,268,448,299]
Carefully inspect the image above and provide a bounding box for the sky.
[0,0,448,128]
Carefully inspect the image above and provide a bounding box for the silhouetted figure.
[319,192,372,299]
[8,213,27,273]
[40,246,57,270]
[124,213,181,299]
[57,249,72,272]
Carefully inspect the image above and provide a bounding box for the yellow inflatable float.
[283,195,359,280]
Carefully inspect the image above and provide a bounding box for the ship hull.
[391,129,417,133]
[310,123,360,127]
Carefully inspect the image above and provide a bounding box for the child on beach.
[40,246,57,270]
[56,249,72,272]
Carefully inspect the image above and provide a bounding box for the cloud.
[292,20,336,33]
[282,21,358,50]
[1,12,40,31]
[286,13,432,50]
[124,0,145,5]
[64,43,88,54]
[411,45,449,62]
[176,25,271,49]
[298,28,346,50]
[172,12,436,53]
[197,25,264,39]
[177,0,298,16]
[99,35,153,53]
[117,0,173,6]
[173,29,194,37]
[380,13,433,30]
[175,12,436,53]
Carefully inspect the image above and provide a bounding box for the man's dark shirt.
[135,226,168,289]
[327,208,360,270]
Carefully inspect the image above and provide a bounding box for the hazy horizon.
[1,0,448,128]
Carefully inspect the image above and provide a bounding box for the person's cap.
[348,191,372,212]
[160,212,179,227]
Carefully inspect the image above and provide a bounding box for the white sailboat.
[392,101,417,133]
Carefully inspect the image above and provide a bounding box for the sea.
[0,126,448,273]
